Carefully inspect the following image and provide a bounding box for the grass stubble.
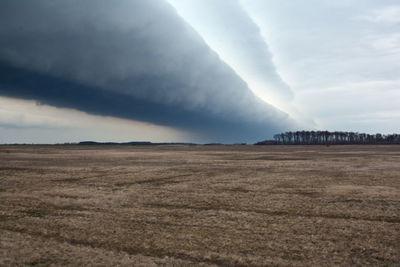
[0,145,399,266]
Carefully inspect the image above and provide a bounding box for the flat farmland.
[0,145,399,266]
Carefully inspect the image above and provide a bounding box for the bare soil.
[0,145,399,266]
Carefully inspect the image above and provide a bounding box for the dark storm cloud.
[0,0,293,142]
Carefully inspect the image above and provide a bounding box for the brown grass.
[0,145,399,266]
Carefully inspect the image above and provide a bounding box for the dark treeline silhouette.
[256,131,400,145]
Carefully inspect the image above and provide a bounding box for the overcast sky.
[0,0,399,143]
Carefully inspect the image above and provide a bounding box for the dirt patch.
[0,145,399,266]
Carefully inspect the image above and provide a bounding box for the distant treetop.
[255,131,400,145]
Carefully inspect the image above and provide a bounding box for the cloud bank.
[0,0,292,143]
[169,0,293,109]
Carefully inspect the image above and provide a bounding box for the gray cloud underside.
[0,0,293,142]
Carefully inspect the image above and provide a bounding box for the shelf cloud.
[0,0,292,143]
[169,0,293,107]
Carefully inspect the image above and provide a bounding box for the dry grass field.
[0,145,399,266]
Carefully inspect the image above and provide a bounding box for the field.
[0,145,399,266]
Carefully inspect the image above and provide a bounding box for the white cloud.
[369,32,400,53]
[295,80,400,133]
[168,0,293,112]
[239,0,400,133]
[358,5,400,25]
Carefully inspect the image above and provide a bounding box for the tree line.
[256,131,400,145]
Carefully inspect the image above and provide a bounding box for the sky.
[0,0,399,143]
